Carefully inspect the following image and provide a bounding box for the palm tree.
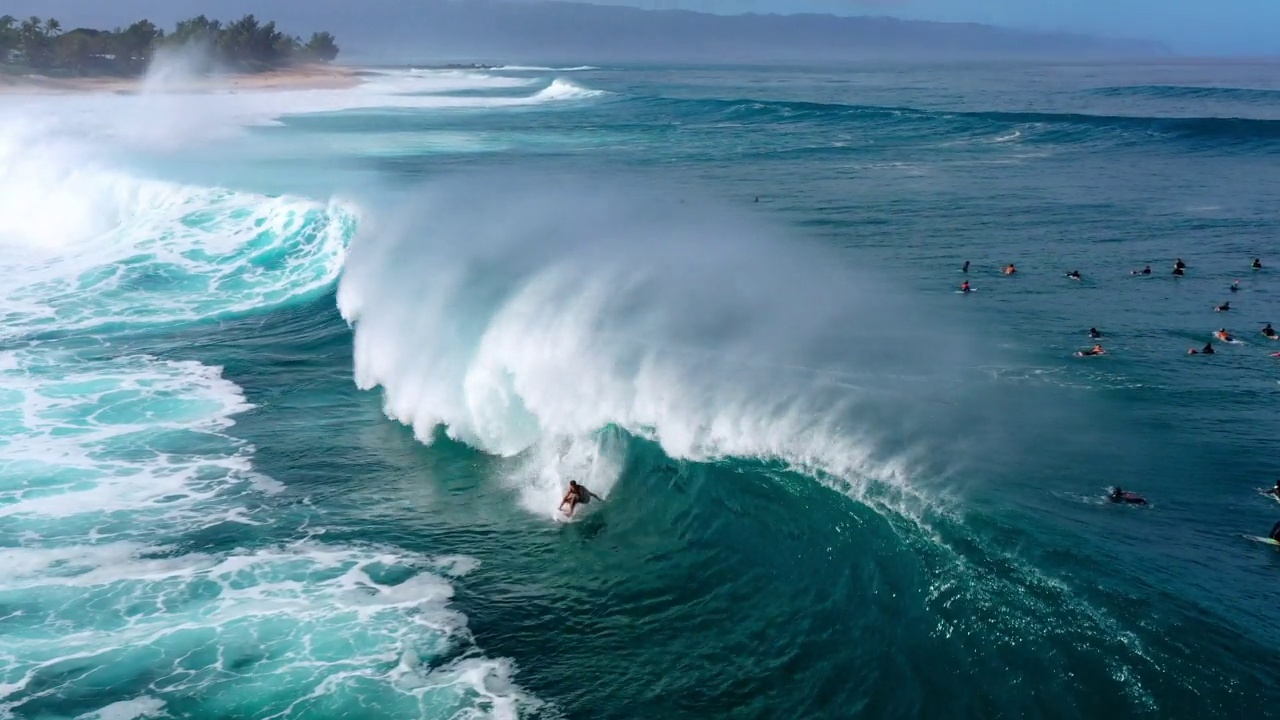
[0,15,18,58]
[43,17,61,37]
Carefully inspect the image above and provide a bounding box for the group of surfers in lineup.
[958,257,1277,358]
[961,257,1280,538]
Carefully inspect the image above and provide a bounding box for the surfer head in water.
[1231,280,1240,292]
[1089,327,1101,339]
[1215,302,1231,312]
[559,480,600,518]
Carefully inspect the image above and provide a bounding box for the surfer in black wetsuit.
[1262,323,1277,339]
[1270,520,1280,542]
[1172,266,1184,277]
[962,260,970,273]
[1253,258,1263,270]
[1264,480,1280,496]
[1066,270,1081,281]
[1231,280,1240,292]
[1110,487,1148,505]
[1131,265,1152,275]
[1089,327,1101,339]
[558,480,600,519]
[1175,258,1187,271]
[1190,342,1215,355]
[1215,302,1230,312]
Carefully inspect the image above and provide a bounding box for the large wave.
[338,172,980,517]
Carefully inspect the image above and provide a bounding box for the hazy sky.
[8,0,1278,55]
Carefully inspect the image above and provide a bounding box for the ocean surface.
[2,59,1280,720]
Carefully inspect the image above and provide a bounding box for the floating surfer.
[960,280,972,293]
[1131,265,1152,276]
[1230,280,1240,292]
[1188,342,1215,355]
[1253,258,1263,270]
[1262,480,1280,498]
[1075,343,1105,357]
[1214,328,1234,342]
[558,480,601,520]
[1088,327,1102,339]
[1175,258,1187,271]
[1109,487,1148,505]
[1066,270,1081,281]
[1003,263,1017,275]
[1262,323,1277,339]
[1215,301,1231,312]
[962,260,970,273]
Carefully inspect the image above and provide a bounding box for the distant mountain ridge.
[334,0,1170,63]
[0,0,1172,63]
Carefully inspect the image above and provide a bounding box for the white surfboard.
[1243,534,1280,546]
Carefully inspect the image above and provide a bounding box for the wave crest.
[338,172,968,516]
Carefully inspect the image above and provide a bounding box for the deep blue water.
[2,60,1280,720]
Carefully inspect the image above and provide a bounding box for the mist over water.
[2,57,1279,720]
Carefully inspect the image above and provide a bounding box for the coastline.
[0,63,361,95]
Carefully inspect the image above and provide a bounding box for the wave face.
[0,103,532,718]
[338,172,978,517]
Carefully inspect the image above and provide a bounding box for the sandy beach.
[0,63,361,95]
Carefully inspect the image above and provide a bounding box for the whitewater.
[3,59,1280,720]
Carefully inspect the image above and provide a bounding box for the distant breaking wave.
[1088,84,1280,102]
[632,94,1280,145]
[496,65,600,72]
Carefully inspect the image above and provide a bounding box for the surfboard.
[955,289,977,294]
[1260,490,1280,505]
[1243,534,1280,546]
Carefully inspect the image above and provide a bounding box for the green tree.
[18,16,51,68]
[304,31,339,62]
[0,15,18,60]
[114,19,162,70]
[54,30,93,74]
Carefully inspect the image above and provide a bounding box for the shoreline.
[0,63,361,95]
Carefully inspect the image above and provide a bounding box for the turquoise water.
[2,61,1280,719]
